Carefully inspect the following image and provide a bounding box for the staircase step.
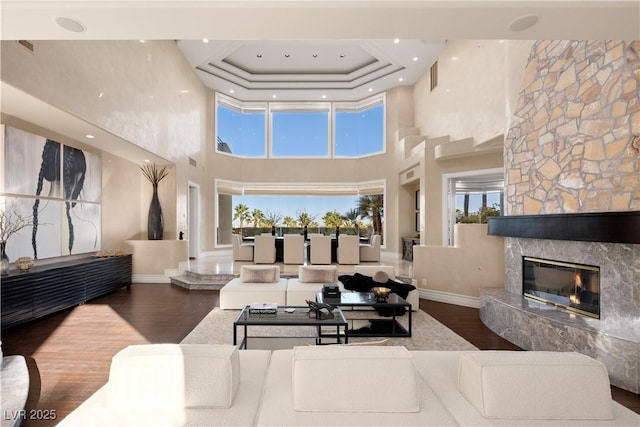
[170,274,235,290]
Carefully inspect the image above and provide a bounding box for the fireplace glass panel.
[523,256,600,319]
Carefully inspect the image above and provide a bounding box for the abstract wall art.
[1,125,102,260]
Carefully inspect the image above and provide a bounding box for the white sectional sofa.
[59,344,639,426]
[219,265,288,309]
[221,264,419,311]
[285,265,340,306]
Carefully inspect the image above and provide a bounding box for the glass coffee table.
[316,291,412,338]
[233,305,348,349]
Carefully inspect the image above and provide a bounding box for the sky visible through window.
[217,100,384,157]
[335,104,384,156]
[271,111,329,156]
[216,104,265,156]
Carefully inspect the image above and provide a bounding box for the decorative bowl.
[371,286,392,299]
[15,257,34,272]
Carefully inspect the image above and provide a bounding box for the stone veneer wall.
[481,41,640,393]
[505,40,640,215]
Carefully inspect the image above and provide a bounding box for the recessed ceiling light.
[340,54,345,58]
[229,89,235,94]
[508,15,539,32]
[180,89,189,94]
[98,92,104,98]
[202,39,209,43]
[144,159,150,163]
[368,88,373,92]
[284,54,290,58]
[139,40,146,43]
[321,94,327,99]
[257,54,262,58]
[451,56,459,61]
[55,17,86,33]
[312,54,318,58]
[413,56,419,62]
[394,38,400,44]
[272,94,277,99]
[398,77,404,82]
[85,134,95,139]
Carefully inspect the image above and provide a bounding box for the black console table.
[1,255,132,331]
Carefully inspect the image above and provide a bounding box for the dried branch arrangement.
[140,163,169,186]
[0,208,34,242]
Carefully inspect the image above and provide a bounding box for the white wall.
[1,40,214,255]
[410,40,534,298]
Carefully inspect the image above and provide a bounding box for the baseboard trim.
[132,274,170,284]
[418,288,480,309]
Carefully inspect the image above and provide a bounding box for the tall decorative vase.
[147,184,164,240]
[1,240,9,275]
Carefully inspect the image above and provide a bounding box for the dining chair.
[309,234,331,264]
[253,234,276,264]
[359,233,381,262]
[283,234,305,264]
[337,234,360,264]
[232,233,254,262]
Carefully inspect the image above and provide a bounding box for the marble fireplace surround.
[480,218,639,393]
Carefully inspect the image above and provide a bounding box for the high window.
[334,99,384,157]
[215,93,385,158]
[215,97,266,157]
[271,103,330,157]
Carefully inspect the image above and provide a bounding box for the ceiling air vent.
[189,157,197,167]
[18,40,34,53]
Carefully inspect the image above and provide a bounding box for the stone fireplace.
[480,40,640,394]
[481,231,639,393]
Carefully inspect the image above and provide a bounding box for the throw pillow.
[298,266,338,283]
[240,266,278,283]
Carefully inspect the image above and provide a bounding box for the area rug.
[181,307,478,351]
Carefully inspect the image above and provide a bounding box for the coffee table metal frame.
[316,291,412,338]
[233,305,348,349]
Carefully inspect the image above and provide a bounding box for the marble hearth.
[480,237,639,393]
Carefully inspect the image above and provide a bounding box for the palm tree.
[358,195,383,234]
[233,204,251,229]
[341,208,360,227]
[296,211,316,227]
[250,209,265,227]
[283,216,297,227]
[322,211,343,228]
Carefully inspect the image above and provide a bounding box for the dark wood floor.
[2,284,638,427]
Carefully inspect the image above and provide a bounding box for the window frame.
[214,93,386,159]
[333,95,386,158]
[215,93,268,158]
[441,168,504,246]
[269,102,332,159]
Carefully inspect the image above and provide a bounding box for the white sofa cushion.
[457,351,614,420]
[298,265,338,283]
[240,265,279,283]
[108,344,240,410]
[292,345,420,413]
